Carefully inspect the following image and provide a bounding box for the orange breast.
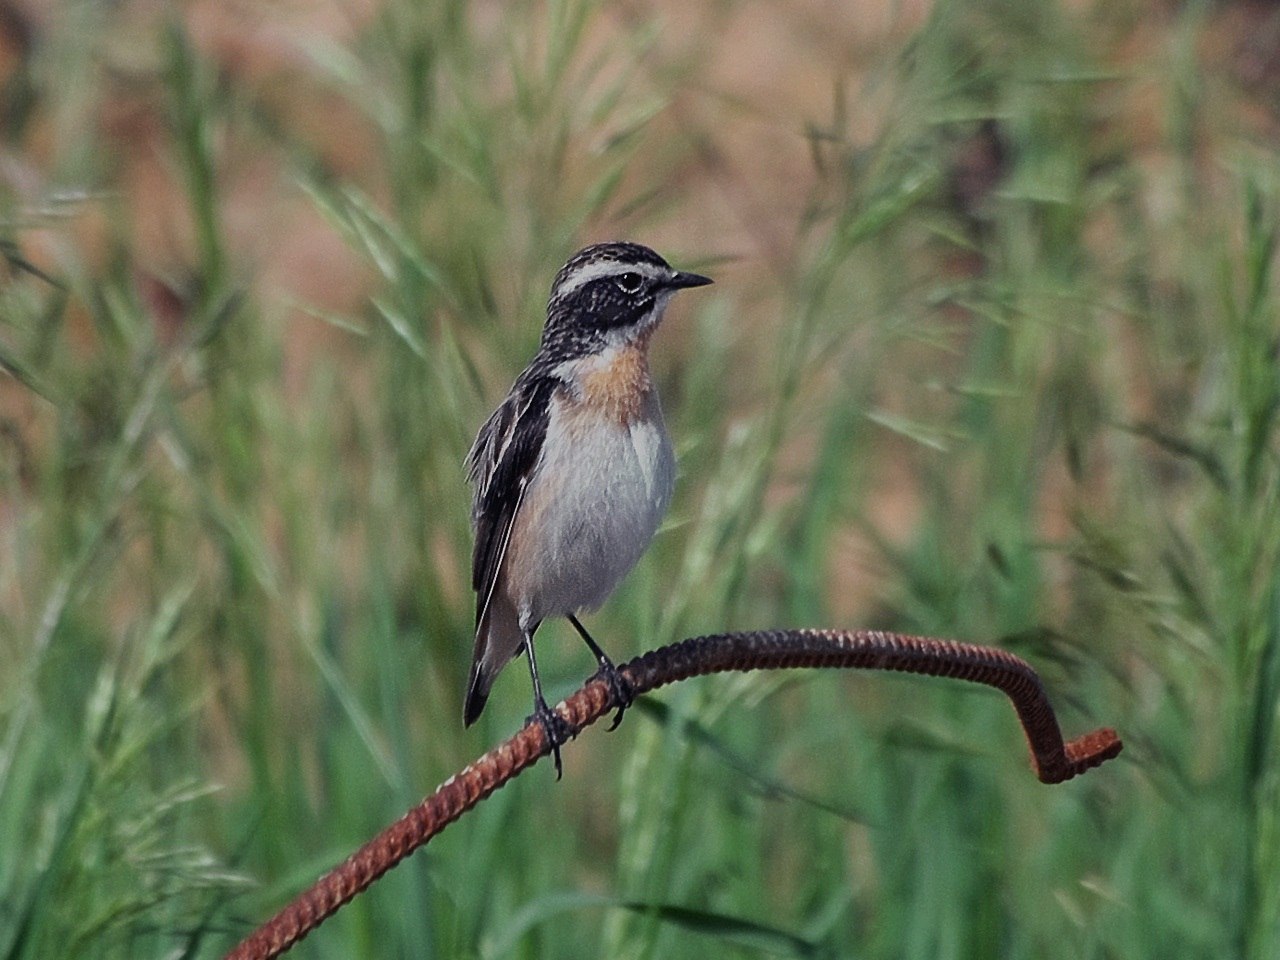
[578,342,652,425]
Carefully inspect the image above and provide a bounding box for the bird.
[463,241,712,776]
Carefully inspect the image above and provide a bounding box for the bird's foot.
[567,614,633,730]
[527,696,572,780]
[592,656,635,731]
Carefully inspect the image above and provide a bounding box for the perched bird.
[463,241,712,775]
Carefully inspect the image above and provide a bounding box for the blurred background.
[3,0,1280,956]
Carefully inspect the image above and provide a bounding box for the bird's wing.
[466,373,558,630]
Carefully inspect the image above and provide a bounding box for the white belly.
[505,393,674,624]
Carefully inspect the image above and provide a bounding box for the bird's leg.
[568,614,633,730]
[522,634,569,779]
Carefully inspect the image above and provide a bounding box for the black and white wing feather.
[465,373,557,628]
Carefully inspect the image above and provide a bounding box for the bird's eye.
[614,272,643,294]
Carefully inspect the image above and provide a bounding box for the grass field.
[3,0,1280,957]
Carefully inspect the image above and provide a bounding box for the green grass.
[3,0,1280,956]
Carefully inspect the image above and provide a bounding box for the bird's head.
[541,242,711,354]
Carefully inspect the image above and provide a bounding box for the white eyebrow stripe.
[554,259,667,298]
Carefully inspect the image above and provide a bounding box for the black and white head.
[540,242,711,355]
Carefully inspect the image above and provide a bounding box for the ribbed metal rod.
[224,628,1122,960]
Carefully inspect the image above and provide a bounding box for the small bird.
[463,241,712,775]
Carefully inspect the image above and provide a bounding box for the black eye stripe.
[581,287,653,331]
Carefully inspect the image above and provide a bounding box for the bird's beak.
[666,270,713,290]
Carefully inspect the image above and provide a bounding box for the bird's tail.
[463,594,524,726]
[462,660,493,727]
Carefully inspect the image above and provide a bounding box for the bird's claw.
[528,697,571,780]
[593,657,635,731]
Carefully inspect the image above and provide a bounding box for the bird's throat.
[575,339,653,426]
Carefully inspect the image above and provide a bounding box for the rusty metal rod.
[224,628,1122,960]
